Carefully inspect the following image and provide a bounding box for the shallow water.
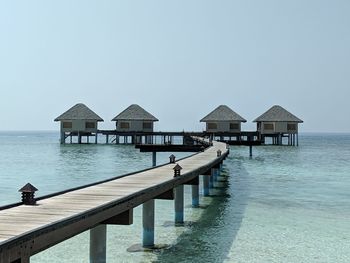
[0,132,349,262]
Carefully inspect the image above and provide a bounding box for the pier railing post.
[174,185,184,224]
[90,224,107,263]
[142,199,155,248]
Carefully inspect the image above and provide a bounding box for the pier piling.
[203,175,210,196]
[152,152,156,167]
[174,185,184,224]
[191,184,199,207]
[90,224,107,263]
[209,169,214,188]
[142,200,155,248]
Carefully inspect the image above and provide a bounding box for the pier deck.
[0,141,228,263]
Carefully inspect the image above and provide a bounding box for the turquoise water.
[0,132,349,262]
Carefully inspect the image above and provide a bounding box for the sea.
[0,131,349,263]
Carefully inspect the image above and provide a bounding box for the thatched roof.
[112,104,158,121]
[200,105,247,122]
[54,103,104,122]
[254,105,303,123]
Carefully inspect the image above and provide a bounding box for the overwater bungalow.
[112,104,158,132]
[200,105,247,134]
[254,105,303,145]
[54,103,104,144]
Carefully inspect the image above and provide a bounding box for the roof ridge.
[254,105,303,123]
[200,105,247,122]
[54,103,104,122]
[112,104,159,121]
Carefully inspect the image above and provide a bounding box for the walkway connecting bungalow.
[53,103,302,150]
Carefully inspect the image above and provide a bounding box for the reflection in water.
[154,158,250,263]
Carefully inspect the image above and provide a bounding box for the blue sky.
[1,0,349,132]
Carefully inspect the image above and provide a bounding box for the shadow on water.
[153,156,251,263]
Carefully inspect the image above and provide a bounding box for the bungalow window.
[143,122,152,129]
[207,123,217,130]
[120,122,130,129]
[264,123,274,130]
[63,122,72,128]
[287,123,297,131]
[230,123,239,130]
[85,122,96,129]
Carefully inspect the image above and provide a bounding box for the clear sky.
[1,1,349,132]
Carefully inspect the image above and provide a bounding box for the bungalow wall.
[60,120,98,133]
[116,120,154,132]
[259,121,298,134]
[205,121,242,133]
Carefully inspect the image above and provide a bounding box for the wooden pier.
[0,140,229,263]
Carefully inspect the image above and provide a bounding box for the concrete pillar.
[90,224,106,263]
[203,175,210,196]
[95,133,98,144]
[106,134,109,144]
[191,184,199,207]
[174,185,184,224]
[142,199,155,248]
[209,169,214,188]
[152,152,156,167]
[213,168,218,182]
[249,145,253,158]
